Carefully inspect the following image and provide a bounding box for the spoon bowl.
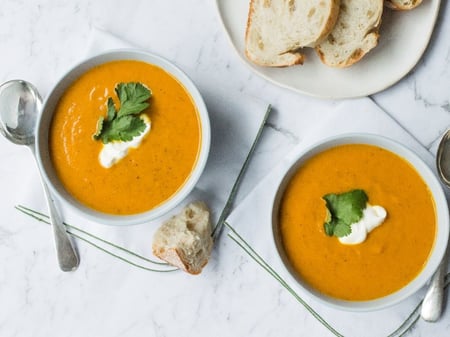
[0,80,41,146]
[0,79,79,271]
[437,129,450,187]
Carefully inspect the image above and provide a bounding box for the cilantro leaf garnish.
[116,82,151,117]
[322,189,368,238]
[93,82,151,144]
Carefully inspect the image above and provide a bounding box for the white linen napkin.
[225,101,446,336]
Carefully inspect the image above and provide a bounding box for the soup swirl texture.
[279,144,436,301]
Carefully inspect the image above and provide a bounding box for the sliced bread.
[152,201,213,275]
[245,0,340,67]
[315,0,383,68]
[385,0,422,10]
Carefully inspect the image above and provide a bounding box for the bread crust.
[244,0,340,67]
[385,0,422,10]
[312,0,341,46]
[245,1,304,67]
[153,247,207,275]
[315,0,383,68]
[316,31,380,68]
[245,0,303,67]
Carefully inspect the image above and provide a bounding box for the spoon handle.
[28,143,79,271]
[420,250,448,321]
[41,181,79,271]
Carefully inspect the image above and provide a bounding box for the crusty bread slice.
[152,201,213,275]
[245,0,340,67]
[385,0,422,10]
[315,0,383,68]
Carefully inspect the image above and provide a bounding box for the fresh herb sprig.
[15,205,176,272]
[323,189,368,237]
[225,220,450,337]
[212,104,272,241]
[16,204,449,336]
[225,221,345,337]
[93,82,151,144]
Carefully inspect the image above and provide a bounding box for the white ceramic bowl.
[36,49,210,225]
[271,134,449,311]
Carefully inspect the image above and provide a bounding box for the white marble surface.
[0,1,449,336]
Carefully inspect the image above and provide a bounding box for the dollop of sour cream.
[99,115,151,168]
[338,204,387,245]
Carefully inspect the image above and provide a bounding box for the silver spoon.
[0,80,79,271]
[420,129,450,321]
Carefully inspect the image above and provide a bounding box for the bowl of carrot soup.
[272,134,449,311]
[36,50,210,225]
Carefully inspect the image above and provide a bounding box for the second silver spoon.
[420,129,450,321]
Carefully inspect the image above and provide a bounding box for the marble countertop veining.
[372,0,450,149]
[1,1,450,336]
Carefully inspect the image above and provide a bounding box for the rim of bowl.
[271,133,449,311]
[36,49,211,225]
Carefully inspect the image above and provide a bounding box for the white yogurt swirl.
[99,115,151,168]
[338,204,387,245]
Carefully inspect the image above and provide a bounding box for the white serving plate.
[216,0,441,99]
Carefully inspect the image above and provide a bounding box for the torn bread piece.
[152,201,213,275]
[245,0,340,67]
[385,0,422,10]
[315,0,383,68]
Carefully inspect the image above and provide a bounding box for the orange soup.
[50,60,201,215]
[278,144,436,301]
